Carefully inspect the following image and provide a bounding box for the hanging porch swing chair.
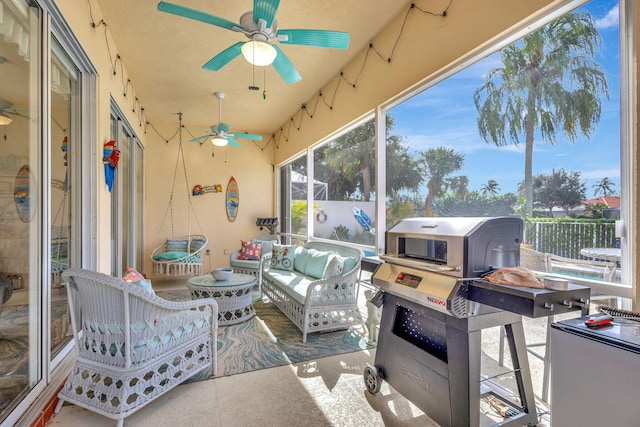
[150,114,208,277]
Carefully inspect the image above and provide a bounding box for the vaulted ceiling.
[96,0,411,136]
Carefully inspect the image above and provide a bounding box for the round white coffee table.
[187,273,256,325]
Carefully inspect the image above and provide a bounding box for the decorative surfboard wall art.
[226,176,239,222]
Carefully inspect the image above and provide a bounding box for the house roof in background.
[582,196,620,208]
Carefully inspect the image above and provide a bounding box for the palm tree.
[420,147,464,216]
[592,177,616,197]
[481,179,500,196]
[449,176,470,199]
[321,115,421,201]
[473,12,608,213]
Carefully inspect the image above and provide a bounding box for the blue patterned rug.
[0,291,371,401]
[157,289,373,380]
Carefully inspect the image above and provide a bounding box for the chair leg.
[54,398,65,414]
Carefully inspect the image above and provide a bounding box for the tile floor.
[47,272,598,427]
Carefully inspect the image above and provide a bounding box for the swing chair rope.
[152,113,206,253]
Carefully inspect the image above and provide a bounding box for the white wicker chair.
[518,246,549,272]
[547,252,617,282]
[229,235,279,294]
[54,268,218,427]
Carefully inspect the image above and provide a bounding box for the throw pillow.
[190,237,207,253]
[342,256,357,274]
[166,238,188,252]
[152,250,189,261]
[271,244,296,271]
[123,267,155,295]
[304,249,332,279]
[323,253,345,278]
[254,239,276,255]
[293,246,309,274]
[238,240,262,260]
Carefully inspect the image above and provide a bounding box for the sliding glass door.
[110,104,144,277]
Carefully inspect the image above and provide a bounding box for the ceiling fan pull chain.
[249,61,259,91]
[263,69,267,100]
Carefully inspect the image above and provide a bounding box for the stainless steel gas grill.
[364,217,590,427]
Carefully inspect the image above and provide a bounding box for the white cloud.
[595,5,619,29]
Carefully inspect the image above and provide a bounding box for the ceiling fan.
[157,1,350,84]
[0,98,30,125]
[189,92,262,147]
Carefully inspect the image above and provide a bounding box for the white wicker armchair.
[54,268,218,427]
[229,235,279,294]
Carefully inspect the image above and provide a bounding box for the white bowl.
[212,268,233,281]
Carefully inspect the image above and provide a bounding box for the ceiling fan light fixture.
[0,113,12,126]
[241,40,277,66]
[212,136,228,146]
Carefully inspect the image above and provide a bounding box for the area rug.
[0,291,372,402]
[157,289,373,381]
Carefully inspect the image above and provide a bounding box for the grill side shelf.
[468,279,591,318]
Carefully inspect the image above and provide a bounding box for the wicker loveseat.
[55,268,218,427]
[262,241,364,342]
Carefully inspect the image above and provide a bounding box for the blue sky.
[389,0,620,200]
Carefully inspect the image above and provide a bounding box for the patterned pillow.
[189,237,207,253]
[166,238,188,251]
[238,240,262,260]
[123,267,155,295]
[271,244,296,271]
[323,253,345,278]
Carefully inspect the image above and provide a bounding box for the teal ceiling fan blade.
[253,0,280,28]
[202,42,244,71]
[229,132,263,141]
[157,2,239,30]
[272,45,301,84]
[217,122,232,134]
[278,29,349,49]
[189,135,210,143]
[227,136,242,148]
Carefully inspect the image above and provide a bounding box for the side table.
[187,273,256,325]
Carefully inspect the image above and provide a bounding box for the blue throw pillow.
[304,249,331,279]
[166,238,188,251]
[153,250,189,261]
[293,246,309,274]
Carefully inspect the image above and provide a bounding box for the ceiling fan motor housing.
[239,12,279,42]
